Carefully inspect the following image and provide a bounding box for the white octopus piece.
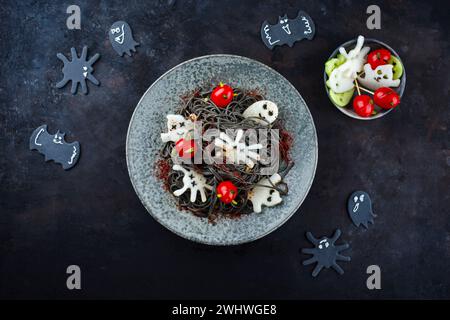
[172,165,213,203]
[328,35,370,93]
[357,63,400,91]
[248,173,283,213]
[214,129,262,168]
[242,100,279,125]
[160,114,194,143]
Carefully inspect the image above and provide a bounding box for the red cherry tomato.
[210,83,234,108]
[367,49,391,69]
[216,181,238,205]
[353,95,374,117]
[374,87,400,109]
[175,138,197,159]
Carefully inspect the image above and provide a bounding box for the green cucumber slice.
[329,88,355,107]
[388,56,403,80]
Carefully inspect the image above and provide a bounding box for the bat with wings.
[29,124,80,170]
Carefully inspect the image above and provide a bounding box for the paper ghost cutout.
[30,124,80,170]
[109,21,139,57]
[347,190,375,229]
[242,100,278,125]
[260,10,315,50]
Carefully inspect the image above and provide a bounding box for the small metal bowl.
[324,38,406,120]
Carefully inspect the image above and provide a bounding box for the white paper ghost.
[172,165,213,203]
[357,63,400,91]
[242,100,279,125]
[160,115,194,143]
[328,35,370,93]
[214,129,262,168]
[248,173,283,213]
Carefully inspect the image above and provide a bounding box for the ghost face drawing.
[109,21,140,57]
[242,100,279,125]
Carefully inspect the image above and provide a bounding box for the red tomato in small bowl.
[175,138,197,159]
[374,87,400,109]
[367,49,391,69]
[210,83,234,108]
[353,95,374,117]
[217,181,238,205]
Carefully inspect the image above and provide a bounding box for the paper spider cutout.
[302,229,351,277]
[56,46,100,95]
[214,129,262,168]
[172,165,213,203]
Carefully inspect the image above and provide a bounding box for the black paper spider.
[56,46,100,95]
[302,229,351,277]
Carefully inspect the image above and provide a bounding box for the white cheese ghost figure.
[248,173,283,213]
[242,100,279,125]
[357,63,400,91]
[328,35,370,93]
[172,165,213,203]
[160,115,194,143]
[214,129,262,168]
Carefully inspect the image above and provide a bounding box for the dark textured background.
[0,0,449,299]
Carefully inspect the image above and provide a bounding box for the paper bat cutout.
[109,21,139,57]
[347,191,375,229]
[260,10,315,50]
[29,124,80,170]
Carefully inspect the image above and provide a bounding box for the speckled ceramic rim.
[126,54,318,245]
[324,38,406,120]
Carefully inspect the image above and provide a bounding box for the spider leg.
[247,143,263,150]
[70,80,79,94]
[306,232,319,245]
[301,248,316,255]
[219,132,234,145]
[80,79,88,95]
[173,185,188,197]
[190,187,199,202]
[86,74,99,86]
[330,229,342,243]
[235,129,244,143]
[336,254,351,262]
[246,151,260,160]
[55,77,69,88]
[335,243,350,252]
[80,46,88,60]
[87,53,100,65]
[312,264,324,277]
[56,53,69,65]
[331,263,344,275]
[302,256,317,266]
[70,47,78,60]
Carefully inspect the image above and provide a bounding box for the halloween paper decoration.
[29,124,80,170]
[243,100,278,125]
[260,10,315,50]
[248,173,282,213]
[109,21,140,57]
[56,46,100,95]
[214,129,262,168]
[347,191,375,229]
[357,63,401,91]
[302,229,351,277]
[161,115,194,143]
[172,165,213,202]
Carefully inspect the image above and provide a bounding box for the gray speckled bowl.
[126,54,318,245]
[324,38,406,120]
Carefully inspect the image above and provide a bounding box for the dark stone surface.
[0,0,449,299]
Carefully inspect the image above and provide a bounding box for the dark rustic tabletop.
[0,0,449,299]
